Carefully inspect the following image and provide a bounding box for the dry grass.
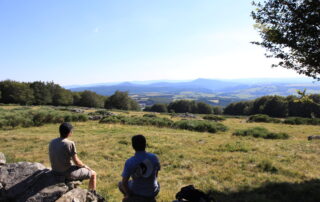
[1,113,320,201]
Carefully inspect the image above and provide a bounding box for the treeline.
[0,80,140,110]
[144,100,223,114]
[224,95,320,118]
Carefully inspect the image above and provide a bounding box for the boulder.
[308,135,320,140]
[0,153,106,202]
[89,115,103,120]
[57,188,104,202]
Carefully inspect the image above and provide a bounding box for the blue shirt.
[121,151,160,197]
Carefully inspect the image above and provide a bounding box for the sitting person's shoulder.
[146,152,158,159]
[61,138,75,145]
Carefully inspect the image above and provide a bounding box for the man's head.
[132,134,146,151]
[59,122,73,138]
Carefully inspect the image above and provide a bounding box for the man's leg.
[67,166,96,190]
[89,170,97,190]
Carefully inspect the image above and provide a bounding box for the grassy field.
[1,108,320,201]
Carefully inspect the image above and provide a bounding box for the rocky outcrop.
[0,154,105,202]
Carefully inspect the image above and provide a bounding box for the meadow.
[1,106,320,201]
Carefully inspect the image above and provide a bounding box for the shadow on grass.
[208,179,320,202]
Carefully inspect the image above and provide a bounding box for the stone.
[0,161,106,202]
[0,153,5,165]
[308,135,320,140]
[57,188,105,202]
[89,115,103,120]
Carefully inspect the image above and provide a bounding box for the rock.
[0,153,5,165]
[175,113,197,119]
[308,135,320,140]
[0,162,67,201]
[70,108,85,113]
[57,188,105,202]
[89,115,103,120]
[0,160,106,202]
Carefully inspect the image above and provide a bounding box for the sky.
[0,0,309,85]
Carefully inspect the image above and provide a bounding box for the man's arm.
[72,154,91,170]
[121,176,131,198]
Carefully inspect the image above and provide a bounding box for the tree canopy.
[252,0,320,79]
[104,91,140,110]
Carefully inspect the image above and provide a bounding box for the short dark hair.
[132,134,146,151]
[59,122,73,138]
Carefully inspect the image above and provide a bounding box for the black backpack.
[175,185,213,202]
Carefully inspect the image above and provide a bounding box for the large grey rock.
[0,161,106,202]
[0,162,67,201]
[0,153,5,165]
[57,188,105,202]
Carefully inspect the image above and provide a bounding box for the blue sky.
[0,0,306,85]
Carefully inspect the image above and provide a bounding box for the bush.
[217,142,250,152]
[0,107,88,129]
[173,120,227,133]
[100,115,227,133]
[283,117,320,125]
[233,127,289,139]
[257,160,278,173]
[202,115,226,122]
[100,115,174,128]
[143,114,158,118]
[248,114,281,123]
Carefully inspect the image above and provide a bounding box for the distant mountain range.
[66,78,320,106]
[67,78,320,98]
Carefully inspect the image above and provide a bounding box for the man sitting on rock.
[119,134,161,201]
[49,122,97,190]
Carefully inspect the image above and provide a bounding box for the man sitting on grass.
[119,134,161,200]
[49,122,97,191]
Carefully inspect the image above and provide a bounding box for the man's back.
[122,151,160,197]
[49,137,76,173]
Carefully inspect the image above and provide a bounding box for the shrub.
[173,120,227,133]
[143,114,158,118]
[202,115,226,122]
[247,114,281,123]
[233,127,289,139]
[0,107,88,129]
[257,160,278,173]
[100,115,227,133]
[100,115,174,128]
[99,115,124,124]
[283,117,320,125]
[217,142,250,152]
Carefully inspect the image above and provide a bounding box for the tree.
[0,80,34,105]
[263,96,288,117]
[78,90,105,108]
[51,85,73,106]
[168,100,194,113]
[149,103,168,113]
[196,102,212,114]
[105,91,140,110]
[212,106,223,115]
[252,0,320,79]
[30,81,52,105]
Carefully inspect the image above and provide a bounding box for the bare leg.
[89,170,97,190]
